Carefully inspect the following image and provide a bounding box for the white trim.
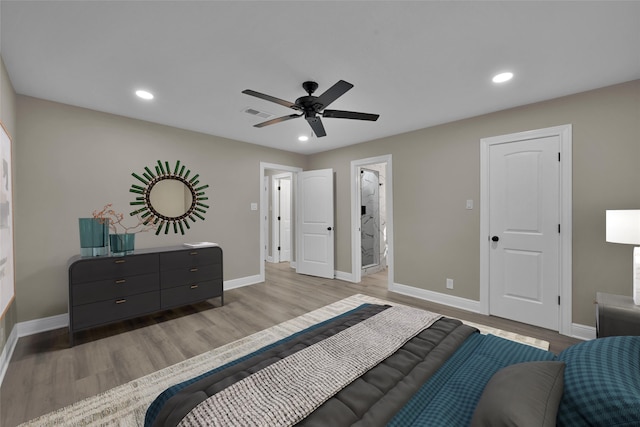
[571,323,595,341]
[263,175,271,262]
[350,155,394,289]
[259,163,304,283]
[0,324,18,386]
[224,275,263,291]
[390,282,482,313]
[334,270,355,282]
[18,313,68,336]
[391,282,591,341]
[480,124,573,335]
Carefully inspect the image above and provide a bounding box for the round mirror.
[148,178,193,218]
[129,160,209,235]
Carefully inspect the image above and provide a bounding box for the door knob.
[327,227,332,231]
[491,236,499,242]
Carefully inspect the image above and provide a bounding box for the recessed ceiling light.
[298,135,309,142]
[492,72,514,83]
[135,89,154,100]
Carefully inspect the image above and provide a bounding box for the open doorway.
[351,155,393,287]
[272,173,292,263]
[359,165,387,275]
[260,163,303,282]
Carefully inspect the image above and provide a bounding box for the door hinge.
[278,216,281,221]
[278,186,281,191]
[558,295,561,305]
[558,224,561,233]
[278,246,281,251]
[558,152,561,162]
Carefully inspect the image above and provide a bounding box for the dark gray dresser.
[68,245,223,346]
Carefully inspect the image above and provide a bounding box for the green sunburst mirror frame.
[129,160,209,235]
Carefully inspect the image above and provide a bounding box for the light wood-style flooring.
[0,262,581,426]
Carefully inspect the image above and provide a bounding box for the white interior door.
[297,169,334,278]
[279,177,292,262]
[489,136,560,330]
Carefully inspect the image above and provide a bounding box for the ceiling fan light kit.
[242,80,379,138]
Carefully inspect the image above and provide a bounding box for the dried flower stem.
[92,203,154,234]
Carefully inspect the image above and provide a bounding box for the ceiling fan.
[242,80,379,138]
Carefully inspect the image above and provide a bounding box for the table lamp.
[606,210,640,305]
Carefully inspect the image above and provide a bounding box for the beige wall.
[14,96,307,322]
[309,80,640,327]
[0,56,17,355]
[8,79,640,329]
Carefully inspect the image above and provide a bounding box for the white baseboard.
[224,275,262,291]
[0,324,18,386]
[391,282,482,313]
[391,282,595,341]
[334,270,355,282]
[17,313,68,337]
[8,275,263,343]
[571,323,596,341]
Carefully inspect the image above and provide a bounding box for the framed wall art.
[0,122,15,319]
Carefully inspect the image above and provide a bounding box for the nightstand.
[595,292,640,338]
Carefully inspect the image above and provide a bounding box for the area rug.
[19,294,549,426]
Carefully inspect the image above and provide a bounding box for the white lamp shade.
[606,210,640,245]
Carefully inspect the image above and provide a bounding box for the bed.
[145,303,640,427]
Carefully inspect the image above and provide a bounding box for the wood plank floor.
[0,262,581,427]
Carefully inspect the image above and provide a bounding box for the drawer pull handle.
[190,268,199,272]
[115,279,126,284]
[114,259,126,264]
[190,284,199,289]
[115,299,127,304]
[190,251,198,255]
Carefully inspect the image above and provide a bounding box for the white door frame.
[260,162,303,283]
[351,154,394,287]
[479,124,572,335]
[272,172,292,263]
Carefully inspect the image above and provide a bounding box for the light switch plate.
[250,203,258,211]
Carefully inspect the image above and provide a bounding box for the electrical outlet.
[446,278,454,289]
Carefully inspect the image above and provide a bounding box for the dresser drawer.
[160,264,222,289]
[72,272,159,305]
[159,247,221,271]
[161,280,223,309]
[72,291,160,331]
[70,254,158,284]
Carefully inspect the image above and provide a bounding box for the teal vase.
[78,218,109,256]
[110,233,135,256]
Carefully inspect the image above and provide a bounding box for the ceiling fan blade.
[322,110,380,121]
[242,89,301,110]
[254,113,302,128]
[306,116,327,137]
[315,80,354,109]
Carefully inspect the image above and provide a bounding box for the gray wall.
[14,96,307,322]
[309,80,640,327]
[0,56,17,355]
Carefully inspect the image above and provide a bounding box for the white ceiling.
[1,1,639,155]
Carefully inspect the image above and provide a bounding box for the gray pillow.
[470,361,565,427]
